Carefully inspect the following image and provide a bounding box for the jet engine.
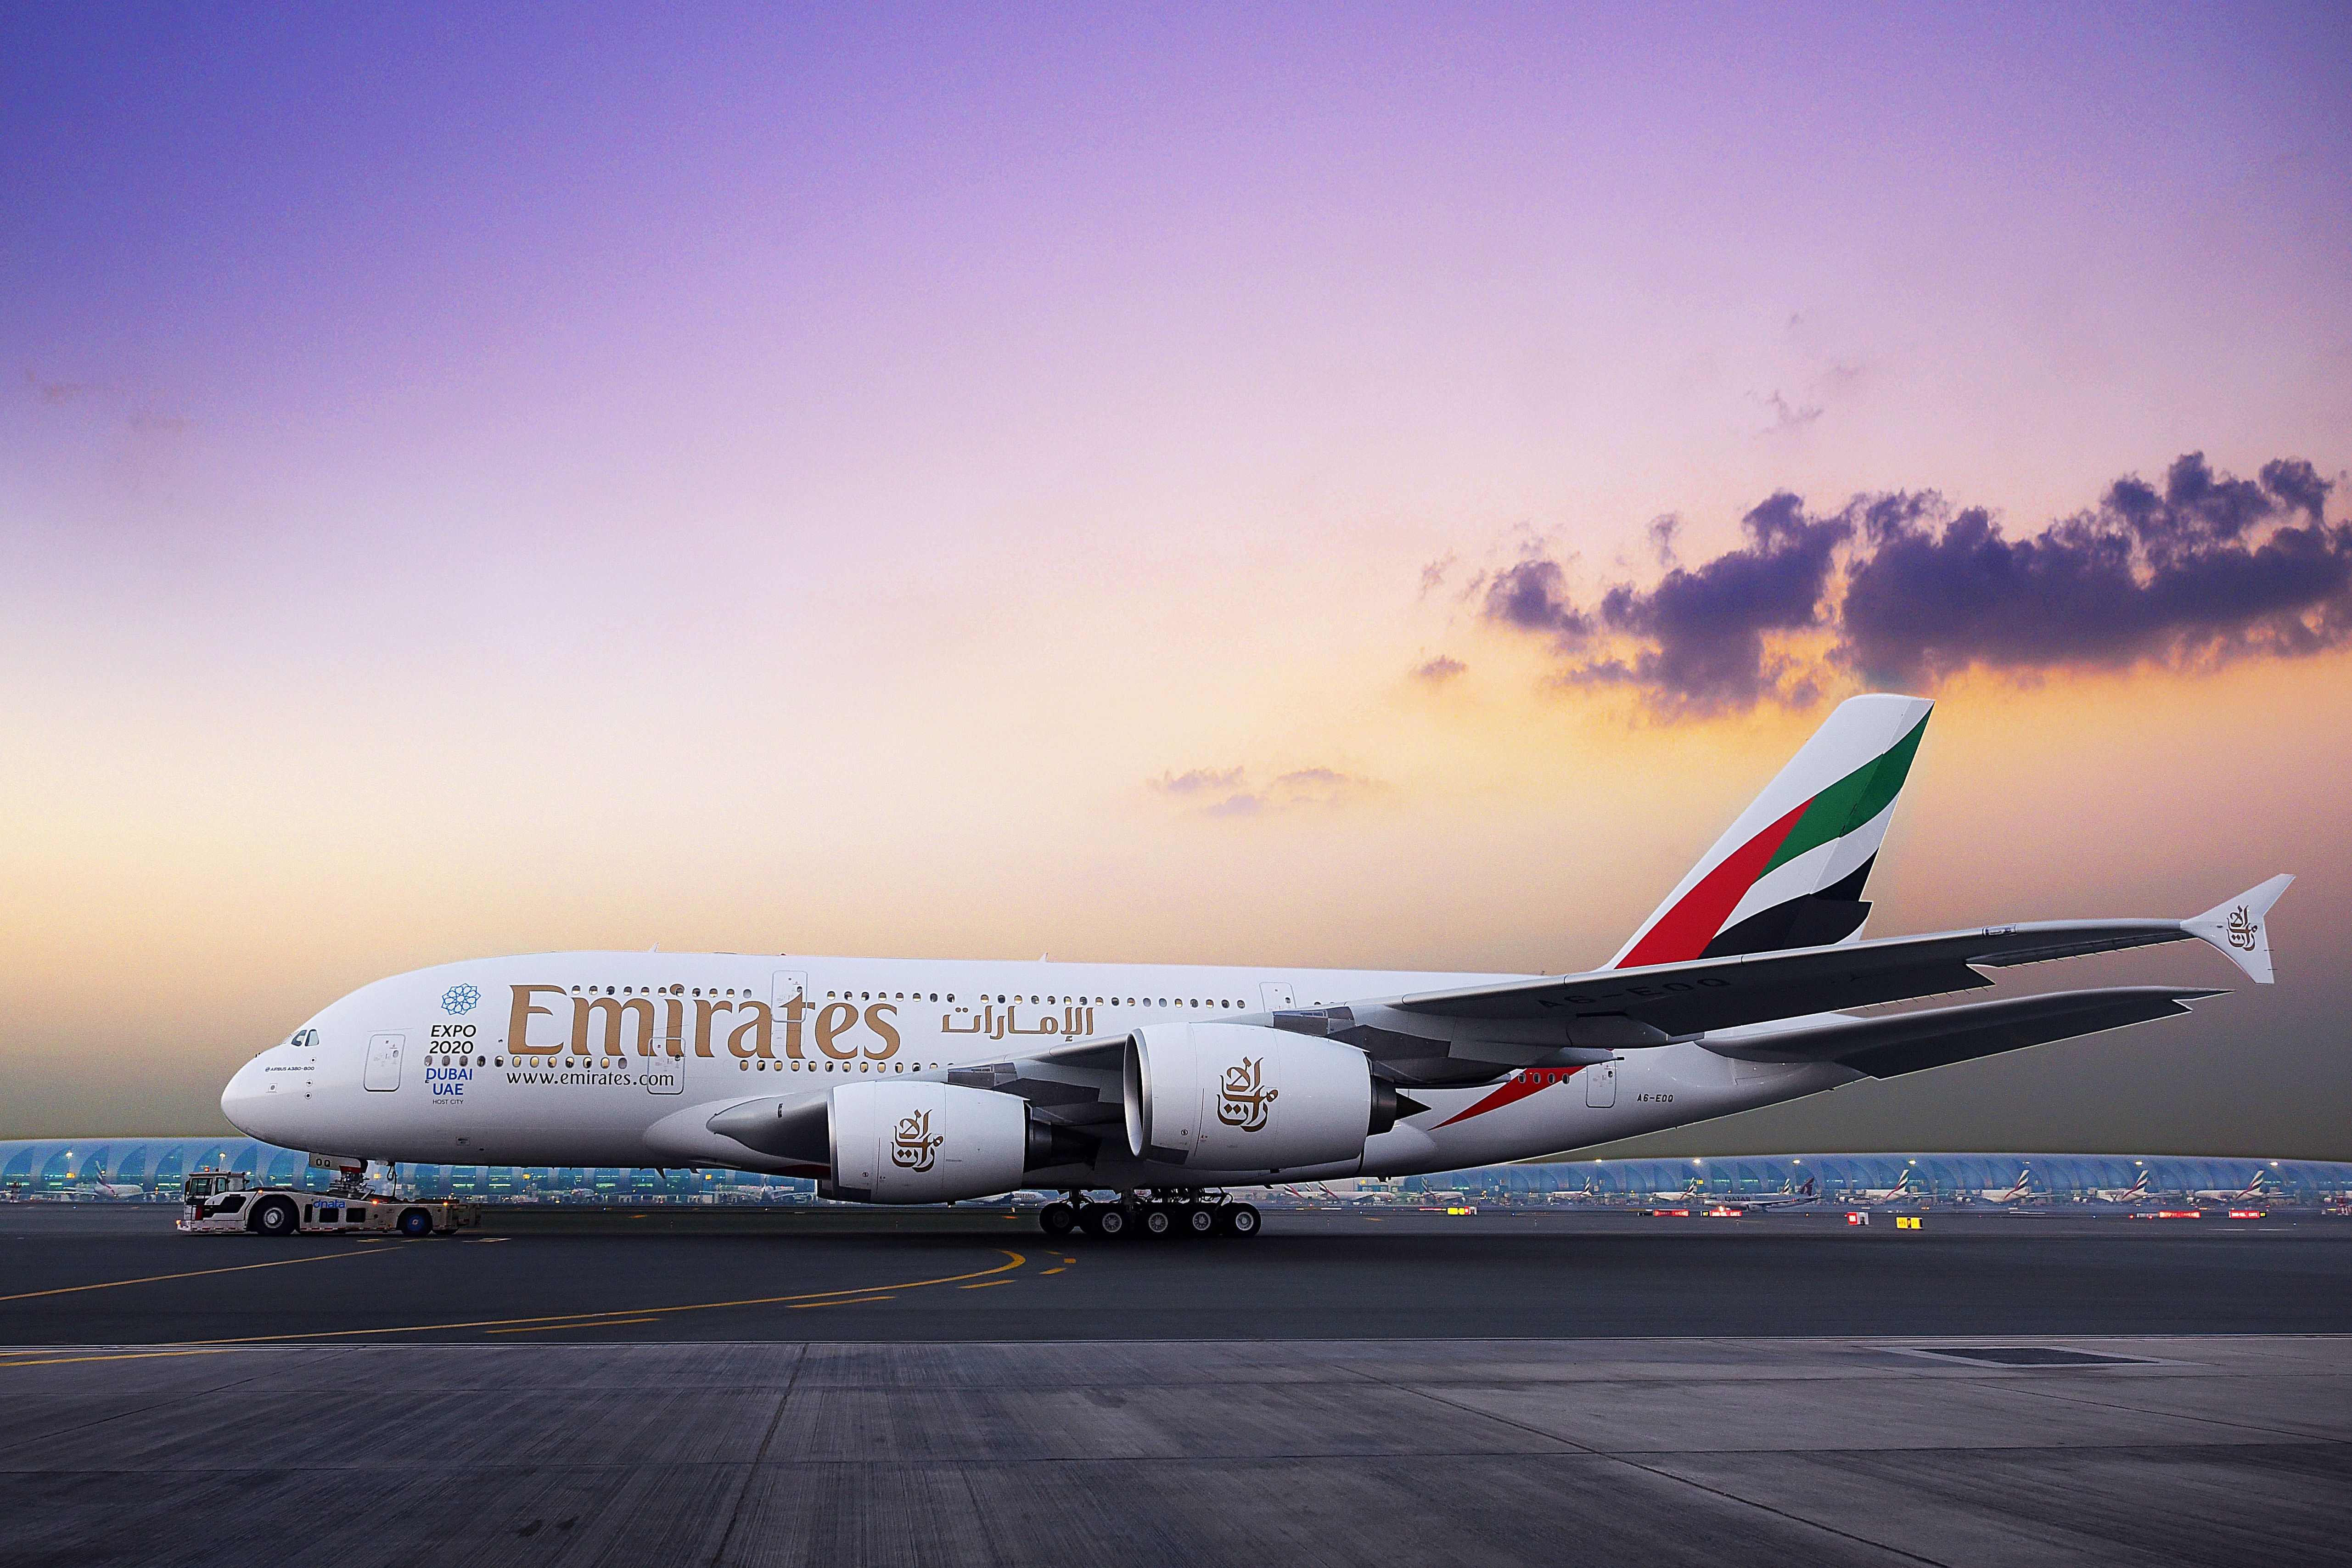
[711,1081,1087,1204]
[1123,1023,1406,1173]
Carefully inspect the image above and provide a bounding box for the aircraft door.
[1584,1059,1617,1108]
[772,971,809,1009]
[1260,982,1294,1010]
[364,1033,405,1092]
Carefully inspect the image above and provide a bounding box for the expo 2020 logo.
[441,983,482,1015]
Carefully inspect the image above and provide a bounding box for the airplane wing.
[1390,876,2287,1041]
[1700,985,2221,1078]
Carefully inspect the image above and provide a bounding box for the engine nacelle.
[824,1081,1030,1204]
[1123,1023,1386,1173]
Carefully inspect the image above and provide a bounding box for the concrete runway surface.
[5,1206,2348,1565]
[4,1204,2349,1343]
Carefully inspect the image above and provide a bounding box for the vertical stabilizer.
[1612,694,1934,968]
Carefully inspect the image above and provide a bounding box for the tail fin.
[1612,694,1935,968]
[2183,874,2293,984]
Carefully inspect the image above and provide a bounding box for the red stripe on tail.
[1616,799,1810,969]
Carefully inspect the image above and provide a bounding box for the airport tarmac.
[6,1206,2348,1566]
[2,1203,2346,1344]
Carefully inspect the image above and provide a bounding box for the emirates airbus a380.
[219,696,2292,1237]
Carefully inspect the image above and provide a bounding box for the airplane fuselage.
[221,951,1860,1186]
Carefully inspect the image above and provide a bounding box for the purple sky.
[4,4,2348,1150]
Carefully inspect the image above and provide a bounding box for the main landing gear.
[1038,1193,1259,1240]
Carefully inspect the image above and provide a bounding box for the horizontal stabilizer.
[2182,874,2293,984]
[1702,986,2223,1079]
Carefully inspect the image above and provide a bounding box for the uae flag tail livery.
[1611,693,1933,969]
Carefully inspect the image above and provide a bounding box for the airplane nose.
[219,1055,276,1139]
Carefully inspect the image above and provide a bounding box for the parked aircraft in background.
[218,695,2294,1237]
[1717,1175,1819,1211]
[2090,1171,2152,1204]
[2192,1169,2281,1205]
[1971,1170,2037,1204]
[1851,1168,1927,1205]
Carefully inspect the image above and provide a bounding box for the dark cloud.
[1843,454,2347,686]
[1411,655,1466,684]
[1476,453,2346,711]
[1481,558,1592,645]
[1567,493,1850,713]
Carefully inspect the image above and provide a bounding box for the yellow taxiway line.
[160,1248,1029,1345]
[0,1246,407,1305]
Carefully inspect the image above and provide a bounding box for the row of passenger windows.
[825,990,1258,1009]
[556,984,1265,1009]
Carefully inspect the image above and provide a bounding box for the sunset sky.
[5,4,2348,1154]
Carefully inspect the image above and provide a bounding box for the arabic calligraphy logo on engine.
[2226,905,2258,952]
[891,1109,945,1173]
[1216,1057,1278,1132]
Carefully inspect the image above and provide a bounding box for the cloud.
[1411,654,1466,684]
[1481,558,1593,646]
[1151,766,1246,798]
[25,369,121,404]
[1152,764,1376,818]
[1843,454,2346,686]
[1757,390,1824,435]
[1474,452,2347,713]
[1552,492,1849,714]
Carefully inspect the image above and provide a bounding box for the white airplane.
[1971,1170,2037,1204]
[2192,1169,2280,1205]
[219,694,2294,1237]
[1850,1168,1926,1205]
[2089,1170,2151,1204]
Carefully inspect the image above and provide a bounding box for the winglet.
[2183,875,2294,984]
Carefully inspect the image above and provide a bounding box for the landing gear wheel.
[1218,1203,1261,1238]
[1081,1204,1128,1239]
[249,1197,297,1236]
[1140,1205,1173,1237]
[397,1208,433,1237]
[1039,1202,1076,1236]
[1180,1205,1218,1236]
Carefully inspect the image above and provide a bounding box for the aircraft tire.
[397,1208,433,1237]
[1219,1203,1261,1238]
[248,1197,298,1236]
[1180,1204,1218,1236]
[1139,1205,1173,1238]
[1038,1202,1076,1236]
[1081,1204,1128,1239]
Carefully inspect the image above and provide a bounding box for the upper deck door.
[1583,1060,1617,1108]
[772,971,809,1009]
[364,1033,405,1092]
[1259,982,1294,1010]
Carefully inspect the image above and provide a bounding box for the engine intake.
[1123,1023,1386,1174]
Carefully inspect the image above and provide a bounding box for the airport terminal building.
[5,1136,2350,1206]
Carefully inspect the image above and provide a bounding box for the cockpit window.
[286,1028,319,1049]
